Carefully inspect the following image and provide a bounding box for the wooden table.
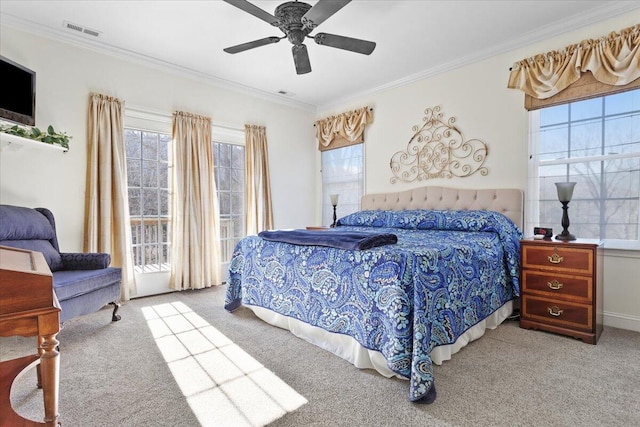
[0,245,60,426]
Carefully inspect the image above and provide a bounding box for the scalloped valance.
[507,24,640,100]
[315,106,373,151]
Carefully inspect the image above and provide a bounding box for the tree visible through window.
[530,89,640,245]
[125,129,171,273]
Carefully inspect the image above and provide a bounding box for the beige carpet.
[2,286,639,427]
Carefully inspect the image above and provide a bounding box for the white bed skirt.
[247,300,514,379]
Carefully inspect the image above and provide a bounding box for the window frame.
[211,124,245,280]
[124,127,173,273]
[526,86,640,251]
[213,140,245,266]
[321,143,365,226]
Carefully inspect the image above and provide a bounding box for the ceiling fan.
[222,0,376,75]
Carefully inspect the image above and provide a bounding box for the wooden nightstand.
[519,238,603,344]
[306,226,331,230]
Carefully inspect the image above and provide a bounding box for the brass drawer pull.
[547,280,563,290]
[547,306,564,317]
[548,253,564,264]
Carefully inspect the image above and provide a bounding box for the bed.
[225,186,524,403]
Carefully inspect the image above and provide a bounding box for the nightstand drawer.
[522,245,593,274]
[522,295,592,330]
[521,270,592,302]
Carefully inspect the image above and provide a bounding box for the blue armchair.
[0,204,121,324]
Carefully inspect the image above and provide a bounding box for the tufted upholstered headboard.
[361,186,524,230]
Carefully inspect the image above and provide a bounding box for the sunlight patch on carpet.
[142,301,307,426]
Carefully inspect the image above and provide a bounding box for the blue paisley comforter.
[225,209,522,403]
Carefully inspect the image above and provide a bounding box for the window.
[214,141,245,264]
[528,89,640,248]
[125,129,172,272]
[322,143,364,225]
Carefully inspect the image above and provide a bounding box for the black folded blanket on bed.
[258,229,398,250]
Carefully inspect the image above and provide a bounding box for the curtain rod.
[125,104,243,132]
[313,107,373,127]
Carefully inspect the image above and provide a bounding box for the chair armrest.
[60,252,111,270]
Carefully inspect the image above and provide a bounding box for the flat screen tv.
[0,56,36,126]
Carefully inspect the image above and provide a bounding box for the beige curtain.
[85,93,136,300]
[315,106,373,151]
[245,125,274,235]
[508,24,640,99]
[170,111,222,290]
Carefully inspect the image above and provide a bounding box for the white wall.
[0,26,317,253]
[316,12,640,332]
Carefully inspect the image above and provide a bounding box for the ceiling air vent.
[63,21,102,38]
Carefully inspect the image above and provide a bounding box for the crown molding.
[0,13,317,113]
[318,1,640,111]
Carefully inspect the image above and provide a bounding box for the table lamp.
[554,182,577,241]
[330,194,339,227]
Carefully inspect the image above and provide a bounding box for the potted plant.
[0,123,71,150]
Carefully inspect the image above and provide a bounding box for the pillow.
[0,205,63,271]
[0,204,56,241]
[336,210,392,228]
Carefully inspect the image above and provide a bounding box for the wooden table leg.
[38,332,60,426]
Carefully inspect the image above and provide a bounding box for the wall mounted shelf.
[0,132,68,153]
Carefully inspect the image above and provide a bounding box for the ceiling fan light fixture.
[287,29,307,45]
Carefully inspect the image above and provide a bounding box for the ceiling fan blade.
[302,0,351,29]
[292,44,312,75]
[223,36,281,54]
[222,0,279,26]
[314,32,376,55]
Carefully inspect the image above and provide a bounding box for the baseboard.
[131,288,174,299]
[603,311,640,333]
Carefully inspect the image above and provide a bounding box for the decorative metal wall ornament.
[390,106,489,183]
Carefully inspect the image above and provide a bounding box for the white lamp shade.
[555,182,576,202]
[330,194,339,206]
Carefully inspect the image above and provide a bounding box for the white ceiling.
[1,1,638,110]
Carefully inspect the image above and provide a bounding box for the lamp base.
[555,232,576,241]
[331,204,337,228]
[556,200,576,241]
